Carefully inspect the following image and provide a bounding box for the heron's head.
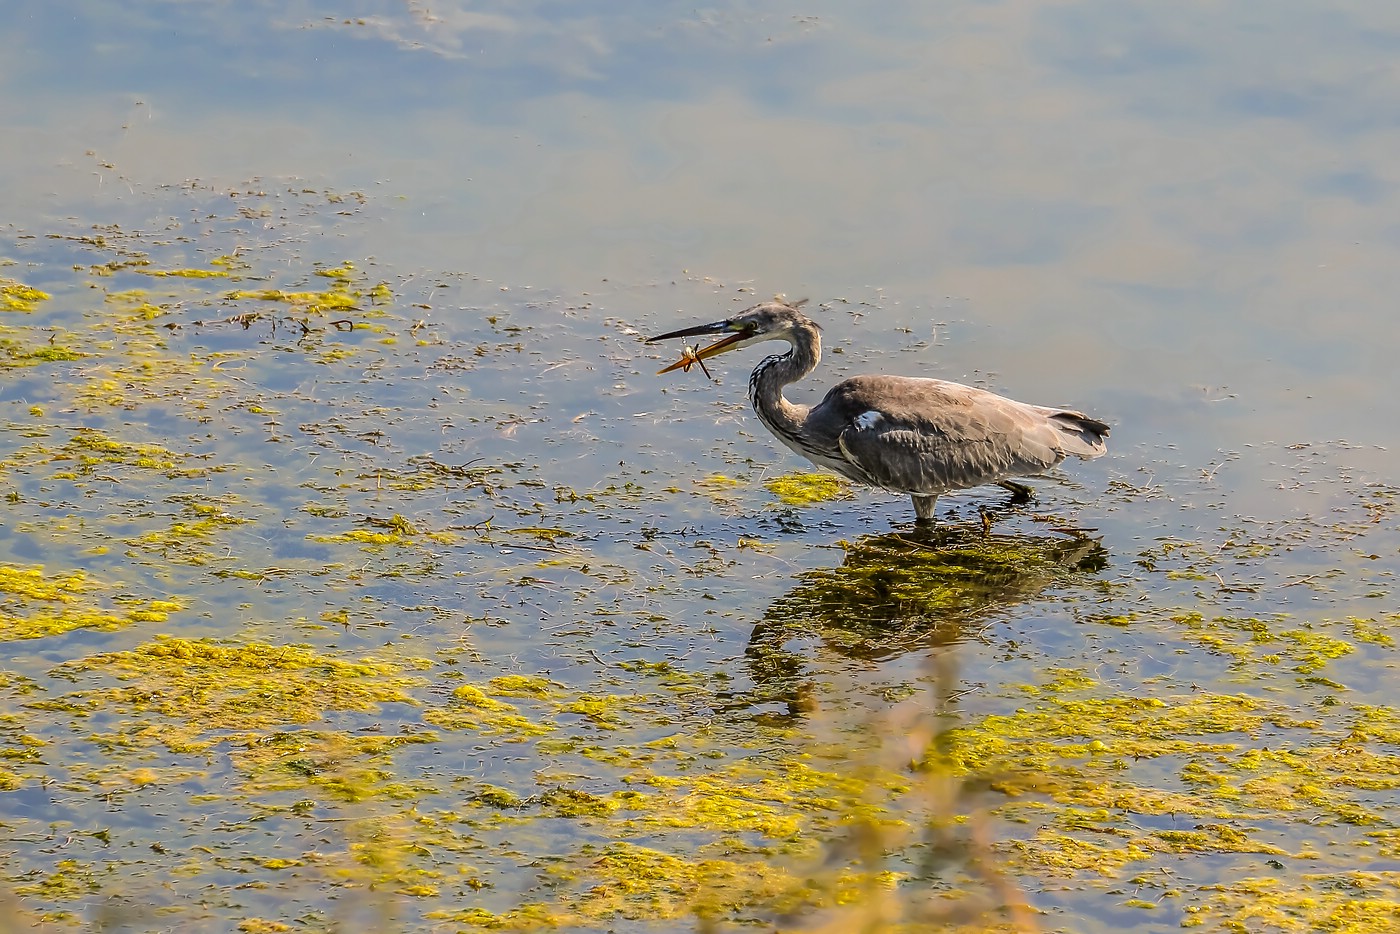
[647,298,815,373]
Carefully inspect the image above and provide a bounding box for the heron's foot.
[911,494,939,523]
[997,479,1036,505]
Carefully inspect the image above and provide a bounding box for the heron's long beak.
[647,321,748,374]
[646,320,732,343]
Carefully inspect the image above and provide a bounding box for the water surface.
[2,2,1397,931]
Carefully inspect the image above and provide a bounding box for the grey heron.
[648,299,1109,523]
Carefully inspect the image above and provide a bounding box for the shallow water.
[2,2,1398,932]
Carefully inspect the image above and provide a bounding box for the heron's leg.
[997,480,1035,504]
[912,494,938,523]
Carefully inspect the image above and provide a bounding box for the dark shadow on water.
[740,523,1108,719]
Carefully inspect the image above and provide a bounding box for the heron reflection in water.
[742,528,1108,722]
[649,299,1109,523]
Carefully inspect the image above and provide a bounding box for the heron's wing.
[823,377,1098,494]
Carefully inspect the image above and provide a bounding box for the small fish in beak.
[648,320,753,378]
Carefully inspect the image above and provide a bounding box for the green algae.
[45,637,430,752]
[0,563,185,641]
[372,456,503,494]
[422,684,554,739]
[1172,611,1365,682]
[939,678,1400,882]
[132,497,251,565]
[1009,833,1156,877]
[137,267,230,279]
[309,513,456,547]
[15,427,208,480]
[234,729,440,802]
[224,263,386,319]
[488,674,561,699]
[469,783,525,809]
[764,470,851,505]
[102,287,167,322]
[614,775,800,839]
[0,279,50,312]
[1350,615,1397,646]
[540,785,616,817]
[228,287,358,312]
[432,843,805,930]
[546,841,798,924]
[693,473,745,497]
[68,429,177,470]
[0,333,86,367]
[315,262,354,278]
[580,751,913,848]
[559,693,649,729]
[1184,872,1400,931]
[12,859,102,899]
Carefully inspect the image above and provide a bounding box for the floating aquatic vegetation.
[1171,610,1361,683]
[0,279,49,312]
[130,497,252,565]
[693,472,746,494]
[0,563,184,641]
[1183,872,1400,931]
[422,683,553,739]
[44,637,430,753]
[308,513,457,547]
[135,267,230,279]
[488,674,561,699]
[0,332,85,368]
[227,287,359,313]
[233,729,440,802]
[764,470,851,506]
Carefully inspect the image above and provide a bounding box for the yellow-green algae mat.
[2,197,1400,933]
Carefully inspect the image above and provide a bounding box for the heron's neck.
[748,330,819,438]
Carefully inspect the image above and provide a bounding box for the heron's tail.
[1042,409,1109,459]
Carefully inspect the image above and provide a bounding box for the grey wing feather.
[820,376,1108,496]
